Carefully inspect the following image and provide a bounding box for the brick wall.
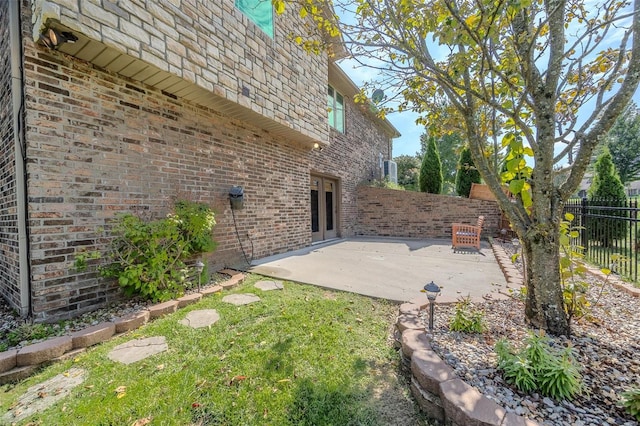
[13,1,398,321]
[356,186,502,239]
[23,41,318,320]
[0,1,22,310]
[33,0,329,143]
[310,92,392,237]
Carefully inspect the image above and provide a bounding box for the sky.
[336,57,423,158]
[334,5,640,162]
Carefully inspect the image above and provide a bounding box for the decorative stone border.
[397,239,639,425]
[394,301,540,426]
[394,241,541,425]
[0,270,244,384]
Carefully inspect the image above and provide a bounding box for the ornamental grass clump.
[620,388,640,421]
[449,296,485,333]
[496,330,582,401]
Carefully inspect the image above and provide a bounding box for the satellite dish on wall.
[371,89,384,103]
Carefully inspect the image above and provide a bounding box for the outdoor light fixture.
[40,28,78,49]
[424,281,441,330]
[312,142,323,152]
[195,260,205,292]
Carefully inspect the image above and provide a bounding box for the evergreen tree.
[605,102,640,185]
[587,148,627,247]
[455,147,481,197]
[419,136,443,194]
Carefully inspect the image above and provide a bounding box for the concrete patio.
[249,237,512,304]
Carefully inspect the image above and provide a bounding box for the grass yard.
[0,275,427,425]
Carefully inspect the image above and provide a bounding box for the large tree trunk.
[521,223,570,336]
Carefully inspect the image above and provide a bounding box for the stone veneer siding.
[356,186,502,239]
[0,1,22,310]
[13,2,392,321]
[32,0,329,143]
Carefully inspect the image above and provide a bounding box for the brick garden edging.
[0,270,244,384]
[393,241,538,426]
[396,239,639,425]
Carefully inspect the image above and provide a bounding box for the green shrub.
[78,200,217,302]
[559,212,624,325]
[455,147,481,197]
[419,135,443,194]
[449,297,485,333]
[495,330,582,400]
[620,388,640,421]
[587,148,627,247]
[369,177,405,190]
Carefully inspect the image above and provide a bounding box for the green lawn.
[0,275,427,425]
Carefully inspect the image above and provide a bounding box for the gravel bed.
[424,242,640,426]
[0,274,229,351]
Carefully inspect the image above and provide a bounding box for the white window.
[235,0,274,38]
[327,85,344,133]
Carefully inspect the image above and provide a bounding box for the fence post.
[581,197,588,254]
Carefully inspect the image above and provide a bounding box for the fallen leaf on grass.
[229,375,247,385]
[115,385,127,399]
[131,417,152,426]
[156,364,165,371]
[277,379,291,383]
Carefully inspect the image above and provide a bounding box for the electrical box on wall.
[229,186,244,210]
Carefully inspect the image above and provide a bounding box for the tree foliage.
[281,0,640,335]
[605,102,640,185]
[394,154,421,191]
[455,147,481,197]
[419,136,443,193]
[329,0,640,336]
[587,148,628,247]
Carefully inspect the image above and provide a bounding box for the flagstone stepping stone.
[107,336,168,365]
[221,293,261,306]
[254,280,284,291]
[179,309,220,329]
[3,367,86,423]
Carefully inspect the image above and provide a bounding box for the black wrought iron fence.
[564,198,639,282]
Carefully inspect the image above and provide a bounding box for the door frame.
[310,174,340,243]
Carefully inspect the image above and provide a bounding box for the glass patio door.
[311,175,338,242]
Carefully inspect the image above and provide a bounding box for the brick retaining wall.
[356,186,503,239]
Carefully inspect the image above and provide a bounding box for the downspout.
[9,0,32,317]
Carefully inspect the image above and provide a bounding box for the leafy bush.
[455,147,481,197]
[449,297,485,333]
[496,330,582,400]
[559,212,624,324]
[620,388,640,421]
[79,201,216,302]
[369,177,405,190]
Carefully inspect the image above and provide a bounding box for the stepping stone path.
[222,293,261,305]
[4,275,271,422]
[179,309,220,329]
[3,367,86,423]
[254,280,284,291]
[107,336,168,365]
